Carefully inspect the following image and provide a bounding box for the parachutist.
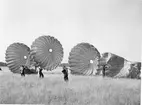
[20,65,25,77]
[62,66,69,82]
[39,67,44,78]
[102,65,107,77]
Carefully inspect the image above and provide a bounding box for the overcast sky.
[0,0,141,63]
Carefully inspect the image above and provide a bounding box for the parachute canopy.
[98,52,125,77]
[31,35,63,70]
[5,43,30,73]
[127,62,141,79]
[68,43,100,75]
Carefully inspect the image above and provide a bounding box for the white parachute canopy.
[31,35,64,70]
[68,42,100,75]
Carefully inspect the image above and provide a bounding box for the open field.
[0,67,141,105]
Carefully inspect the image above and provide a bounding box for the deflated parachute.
[5,43,30,73]
[68,43,100,75]
[97,52,141,79]
[31,35,63,70]
[98,52,128,77]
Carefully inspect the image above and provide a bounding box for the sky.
[0,0,142,63]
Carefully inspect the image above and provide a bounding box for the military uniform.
[62,66,69,82]
[39,68,44,78]
[20,65,25,76]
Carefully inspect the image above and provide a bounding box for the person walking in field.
[62,65,69,82]
[39,67,44,78]
[20,65,25,77]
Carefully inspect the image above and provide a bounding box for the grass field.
[0,67,141,105]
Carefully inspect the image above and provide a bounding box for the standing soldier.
[62,65,69,82]
[102,64,107,77]
[39,67,44,78]
[20,65,25,77]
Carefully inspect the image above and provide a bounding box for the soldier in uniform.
[39,67,44,78]
[62,66,69,82]
[102,64,108,77]
[20,65,25,77]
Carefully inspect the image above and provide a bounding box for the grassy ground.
[0,68,141,105]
